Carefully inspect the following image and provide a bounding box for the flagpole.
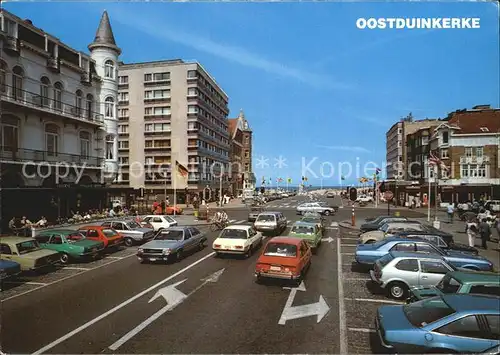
[434,165,439,221]
[173,164,177,217]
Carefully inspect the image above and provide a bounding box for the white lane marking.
[31,251,216,355]
[348,327,375,333]
[349,298,403,304]
[341,252,354,255]
[3,281,48,286]
[105,256,124,260]
[235,220,246,224]
[2,254,136,303]
[330,222,339,227]
[337,232,347,355]
[63,267,91,271]
[229,219,236,223]
[344,278,370,281]
[341,237,358,240]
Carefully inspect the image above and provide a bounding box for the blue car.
[374,294,500,353]
[0,259,21,280]
[355,237,494,271]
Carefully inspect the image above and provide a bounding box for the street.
[1,195,429,354]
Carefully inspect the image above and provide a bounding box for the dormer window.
[104,60,114,79]
[442,131,449,144]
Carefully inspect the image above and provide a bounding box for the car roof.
[267,236,303,245]
[389,251,445,261]
[383,237,431,244]
[449,271,500,284]
[443,294,500,312]
[224,225,252,230]
[158,226,186,232]
[1,236,35,244]
[78,225,105,230]
[258,211,280,215]
[292,221,315,226]
[37,229,78,234]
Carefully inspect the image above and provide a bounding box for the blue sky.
[5,1,499,187]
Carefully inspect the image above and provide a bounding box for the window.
[441,149,449,159]
[0,61,6,92]
[244,150,250,158]
[119,109,129,118]
[398,128,402,134]
[415,243,440,255]
[75,90,83,116]
[40,76,50,107]
[145,123,171,132]
[245,136,250,145]
[118,140,128,149]
[118,76,128,84]
[104,60,114,79]
[420,260,449,274]
[119,92,129,102]
[469,285,500,297]
[465,147,473,157]
[245,163,250,172]
[45,124,59,157]
[436,275,461,294]
[442,131,449,144]
[475,147,483,157]
[53,82,63,110]
[187,88,197,96]
[188,105,198,114]
[86,94,93,119]
[145,89,170,99]
[50,236,62,244]
[119,125,128,134]
[153,72,170,81]
[79,131,91,159]
[106,135,114,159]
[461,165,469,178]
[105,97,115,118]
[0,115,19,152]
[477,165,486,178]
[0,244,12,254]
[465,165,487,178]
[395,259,419,272]
[390,242,415,252]
[436,316,484,339]
[153,106,170,115]
[187,70,197,78]
[119,157,129,164]
[485,315,500,338]
[12,66,24,99]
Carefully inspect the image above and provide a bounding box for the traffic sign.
[384,191,394,201]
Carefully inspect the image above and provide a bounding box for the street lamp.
[393,174,399,207]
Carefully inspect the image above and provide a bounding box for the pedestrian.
[478,218,491,249]
[160,200,166,214]
[447,203,454,224]
[466,218,479,248]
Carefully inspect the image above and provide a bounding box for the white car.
[356,195,373,203]
[212,225,263,258]
[296,202,335,216]
[141,215,178,232]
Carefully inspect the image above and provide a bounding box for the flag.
[175,161,188,178]
[304,176,308,181]
[429,152,449,171]
[375,167,381,174]
[278,177,283,182]
[287,178,292,183]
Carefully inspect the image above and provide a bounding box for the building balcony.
[118,115,129,121]
[1,85,104,126]
[4,36,20,54]
[460,155,490,165]
[144,79,170,87]
[47,57,60,72]
[144,97,171,104]
[118,100,129,106]
[118,82,129,89]
[80,72,91,85]
[144,114,171,120]
[0,147,103,168]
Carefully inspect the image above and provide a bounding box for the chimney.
[472,104,491,110]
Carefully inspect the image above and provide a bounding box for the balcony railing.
[1,85,104,125]
[0,147,103,167]
[460,155,490,165]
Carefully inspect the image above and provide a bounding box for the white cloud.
[315,144,370,153]
[110,9,351,90]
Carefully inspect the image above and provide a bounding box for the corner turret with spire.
[88,10,121,54]
[238,109,251,131]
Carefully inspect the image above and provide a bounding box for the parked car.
[253,212,287,235]
[484,200,500,213]
[0,237,60,271]
[137,226,206,263]
[317,201,339,212]
[165,206,183,215]
[300,215,325,233]
[369,252,456,300]
[360,216,409,233]
[356,195,373,203]
[140,215,178,232]
[0,259,21,280]
[296,202,335,216]
[359,222,425,243]
[480,345,500,354]
[77,226,124,249]
[395,230,479,255]
[213,225,263,257]
[255,236,311,284]
[408,270,500,302]
[101,220,155,247]
[248,206,264,222]
[374,294,500,354]
[355,237,495,271]
[35,229,105,264]
[289,221,323,253]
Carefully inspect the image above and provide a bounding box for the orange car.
[165,206,183,215]
[77,226,124,249]
[255,237,312,284]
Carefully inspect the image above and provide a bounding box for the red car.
[255,237,312,284]
[77,226,124,249]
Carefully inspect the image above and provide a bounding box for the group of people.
[8,216,48,236]
[213,210,229,227]
[462,209,500,250]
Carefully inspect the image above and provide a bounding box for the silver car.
[101,220,155,247]
[369,251,455,300]
[296,202,335,216]
[254,212,287,234]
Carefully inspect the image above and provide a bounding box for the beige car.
[0,237,60,271]
[358,222,425,244]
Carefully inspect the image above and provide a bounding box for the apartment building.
[228,109,256,195]
[406,123,440,180]
[114,60,231,202]
[0,9,120,222]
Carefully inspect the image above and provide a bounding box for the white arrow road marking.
[330,222,339,227]
[321,237,334,243]
[278,281,330,325]
[109,268,225,351]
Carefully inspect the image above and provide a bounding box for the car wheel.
[388,281,408,300]
[245,246,252,258]
[176,249,183,261]
[124,238,134,247]
[323,210,331,216]
[198,240,205,251]
[60,253,70,264]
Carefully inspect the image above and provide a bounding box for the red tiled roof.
[228,119,238,136]
[448,109,500,134]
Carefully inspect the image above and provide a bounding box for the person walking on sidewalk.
[447,203,455,224]
[479,218,491,249]
[466,218,479,248]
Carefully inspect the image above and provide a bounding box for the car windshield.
[126,221,141,229]
[17,240,40,254]
[403,297,455,327]
[256,215,275,222]
[219,229,247,239]
[251,207,262,212]
[264,243,297,257]
[66,232,86,242]
[155,230,184,241]
[291,226,314,234]
[301,218,318,223]
[378,254,394,268]
[379,223,390,232]
[102,229,119,238]
[436,275,462,294]
[163,216,176,223]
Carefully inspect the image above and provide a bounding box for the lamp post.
[394,175,399,207]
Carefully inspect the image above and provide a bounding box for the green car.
[408,270,500,303]
[35,229,105,264]
[289,221,323,253]
[300,216,325,233]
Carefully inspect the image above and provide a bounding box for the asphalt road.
[1,194,428,354]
